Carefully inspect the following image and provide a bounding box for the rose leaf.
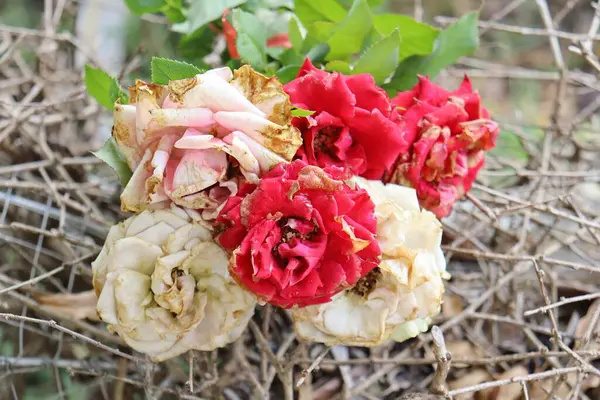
[124,0,165,15]
[353,28,400,84]
[84,65,126,110]
[151,57,203,84]
[92,138,133,186]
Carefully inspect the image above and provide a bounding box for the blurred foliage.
[118,0,480,90]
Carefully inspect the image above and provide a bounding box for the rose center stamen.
[171,268,184,283]
[350,268,382,298]
[272,218,319,268]
[314,127,342,156]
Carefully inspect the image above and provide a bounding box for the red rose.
[217,160,381,308]
[222,10,292,60]
[283,59,409,179]
[388,76,499,218]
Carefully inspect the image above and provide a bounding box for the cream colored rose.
[292,178,449,346]
[91,205,256,361]
[113,66,302,217]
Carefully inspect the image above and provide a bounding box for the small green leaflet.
[291,107,315,117]
[326,0,373,61]
[162,0,186,23]
[232,9,268,68]
[288,15,306,51]
[124,0,165,15]
[84,65,127,110]
[109,82,128,105]
[294,0,347,26]
[151,57,203,84]
[92,138,133,186]
[384,11,480,94]
[275,64,301,83]
[172,0,247,33]
[306,43,330,63]
[372,14,439,60]
[353,29,400,84]
[325,60,352,74]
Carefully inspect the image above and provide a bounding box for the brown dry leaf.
[449,369,492,400]
[427,340,479,368]
[442,294,464,318]
[312,378,341,400]
[529,378,571,399]
[34,290,99,321]
[476,366,528,400]
[571,374,600,392]
[575,298,600,348]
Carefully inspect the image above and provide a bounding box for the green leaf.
[288,15,306,51]
[489,130,529,163]
[291,107,315,117]
[109,80,128,105]
[92,138,133,186]
[306,43,330,63]
[373,14,439,60]
[178,27,216,64]
[309,21,336,42]
[325,60,352,74]
[161,0,185,23]
[172,0,247,33]
[232,9,268,68]
[384,11,479,93]
[353,29,400,84]
[237,33,265,66]
[279,48,304,65]
[84,65,119,110]
[124,0,165,14]
[326,0,372,61]
[295,0,347,26]
[266,47,286,60]
[151,57,203,84]
[275,64,301,83]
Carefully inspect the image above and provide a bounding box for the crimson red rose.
[217,160,381,308]
[283,59,409,179]
[222,10,292,60]
[388,76,499,218]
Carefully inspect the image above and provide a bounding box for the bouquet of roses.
[90,58,498,361]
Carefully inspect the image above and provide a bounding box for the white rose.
[91,205,256,361]
[292,178,449,346]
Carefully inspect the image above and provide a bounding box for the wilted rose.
[387,76,499,218]
[91,205,256,361]
[283,59,408,179]
[112,65,301,218]
[216,160,381,308]
[292,178,448,346]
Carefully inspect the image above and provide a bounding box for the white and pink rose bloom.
[112,66,302,218]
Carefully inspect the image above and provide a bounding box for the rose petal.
[171,73,265,117]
